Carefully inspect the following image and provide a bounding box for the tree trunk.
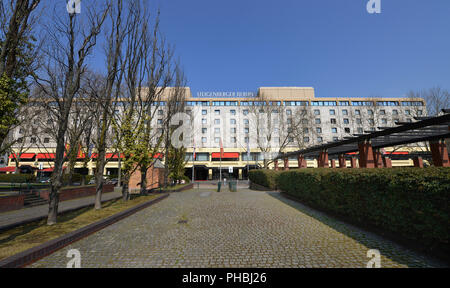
[94,150,106,209]
[121,176,129,201]
[140,167,147,195]
[47,185,60,225]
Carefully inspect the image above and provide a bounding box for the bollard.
[217,181,221,192]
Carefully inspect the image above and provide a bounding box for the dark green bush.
[248,169,280,190]
[0,173,36,183]
[275,168,450,250]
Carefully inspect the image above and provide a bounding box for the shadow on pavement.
[266,191,445,268]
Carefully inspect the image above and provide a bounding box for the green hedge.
[0,173,36,183]
[249,169,280,190]
[252,168,450,251]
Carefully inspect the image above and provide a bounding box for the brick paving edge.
[0,193,170,268]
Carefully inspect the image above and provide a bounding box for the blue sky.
[89,0,450,98]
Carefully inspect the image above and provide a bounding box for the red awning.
[37,153,56,160]
[0,167,16,172]
[9,153,36,159]
[384,151,409,155]
[153,153,163,159]
[40,166,67,172]
[105,153,124,159]
[211,152,239,159]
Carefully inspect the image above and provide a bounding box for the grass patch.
[164,183,191,191]
[0,193,161,260]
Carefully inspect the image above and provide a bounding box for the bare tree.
[34,3,109,225]
[0,0,42,153]
[162,65,186,188]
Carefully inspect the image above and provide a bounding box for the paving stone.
[29,188,443,268]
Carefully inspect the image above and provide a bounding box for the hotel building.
[3,87,426,180]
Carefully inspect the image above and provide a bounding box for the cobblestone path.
[29,189,443,267]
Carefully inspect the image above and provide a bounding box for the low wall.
[39,184,114,202]
[0,195,25,212]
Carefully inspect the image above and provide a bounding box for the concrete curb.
[0,193,169,268]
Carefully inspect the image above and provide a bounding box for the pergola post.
[318,150,329,168]
[350,157,357,168]
[283,157,289,171]
[297,154,307,168]
[383,157,392,168]
[373,149,384,168]
[274,159,279,171]
[430,140,450,167]
[358,140,375,168]
[330,159,336,168]
[338,154,346,168]
[413,156,424,168]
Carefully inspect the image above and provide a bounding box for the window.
[368,119,374,125]
[418,110,423,115]
[355,109,361,115]
[157,119,163,124]
[380,110,386,115]
[31,137,36,144]
[407,118,412,123]
[202,128,207,134]
[344,128,350,133]
[287,118,292,124]
[302,119,308,124]
[47,119,52,125]
[342,109,348,115]
[286,109,292,116]
[314,109,320,115]
[243,109,249,115]
[230,128,236,134]
[215,110,220,115]
[357,128,363,133]
[392,110,398,115]
[230,119,236,125]
[315,118,321,124]
[331,128,337,133]
[202,137,207,143]
[215,128,220,134]
[17,137,23,143]
[244,137,249,143]
[368,109,374,115]
[214,137,220,143]
[330,118,336,124]
[317,137,323,143]
[288,137,294,143]
[316,127,322,133]
[244,128,249,134]
[19,128,23,134]
[202,118,207,124]
[303,137,310,143]
[214,119,220,125]
[329,109,335,115]
[343,118,349,124]
[231,137,237,143]
[44,138,50,143]
[158,110,163,115]
[405,110,411,115]
[243,119,249,125]
[356,118,362,124]
[230,110,236,115]
[303,128,309,133]
[202,110,207,115]
[382,118,387,124]
[333,137,339,141]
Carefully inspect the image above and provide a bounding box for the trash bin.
[217,181,222,192]
[230,181,237,192]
